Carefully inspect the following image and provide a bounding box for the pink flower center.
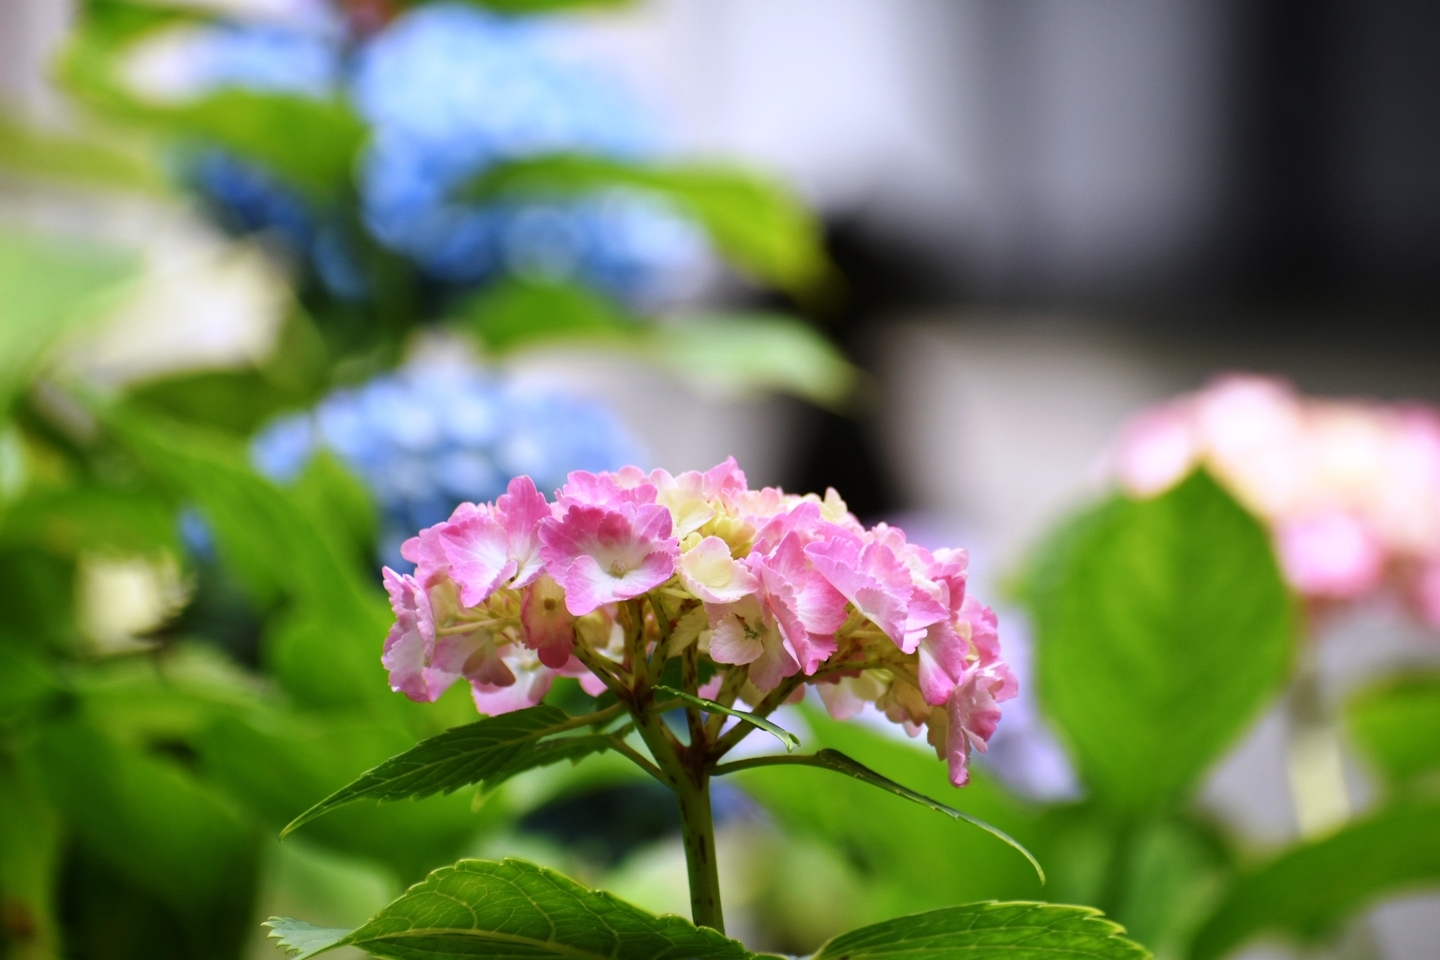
[610,559,629,577]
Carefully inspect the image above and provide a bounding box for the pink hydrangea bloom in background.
[1114,374,1440,626]
[378,456,1013,788]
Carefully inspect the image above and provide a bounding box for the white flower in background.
[56,217,289,390]
[77,552,190,654]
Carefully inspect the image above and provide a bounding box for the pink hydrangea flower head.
[378,457,1012,788]
[539,501,679,615]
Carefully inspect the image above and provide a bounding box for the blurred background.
[2,1,1439,959]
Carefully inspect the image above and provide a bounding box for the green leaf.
[0,754,63,960]
[718,747,1043,884]
[269,858,753,960]
[468,153,828,294]
[265,918,351,960]
[0,230,138,409]
[461,282,855,407]
[1347,672,1440,788]
[1022,470,1295,813]
[644,315,855,409]
[812,901,1151,960]
[62,25,363,198]
[282,705,617,837]
[654,684,798,751]
[0,114,168,194]
[1189,801,1440,960]
[464,277,639,354]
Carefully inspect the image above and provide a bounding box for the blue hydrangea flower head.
[251,362,644,568]
[175,23,341,100]
[350,4,707,297]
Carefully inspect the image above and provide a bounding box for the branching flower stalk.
[365,458,1019,932]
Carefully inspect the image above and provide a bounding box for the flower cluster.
[125,3,708,304]
[382,458,1014,786]
[1115,374,1440,624]
[251,363,641,566]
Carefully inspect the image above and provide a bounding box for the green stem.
[674,768,723,933]
[630,690,725,933]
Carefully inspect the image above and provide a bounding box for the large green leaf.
[812,901,1150,960]
[1347,672,1440,789]
[1022,471,1295,813]
[1189,801,1440,960]
[0,230,137,409]
[468,154,827,294]
[282,705,617,837]
[267,858,753,960]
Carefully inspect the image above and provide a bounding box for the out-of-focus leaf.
[734,706,1046,920]
[0,551,78,652]
[469,153,827,294]
[29,716,256,918]
[198,711,485,881]
[0,231,137,410]
[268,858,753,960]
[1110,816,1230,960]
[0,483,178,557]
[464,282,855,406]
[102,404,391,707]
[290,452,377,567]
[62,25,363,198]
[811,901,1151,960]
[1189,801,1440,960]
[0,755,62,960]
[0,114,167,194]
[75,643,268,747]
[644,314,855,409]
[720,747,1041,883]
[1020,471,1294,813]
[0,644,62,723]
[282,705,616,837]
[1347,672,1440,789]
[464,278,638,353]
